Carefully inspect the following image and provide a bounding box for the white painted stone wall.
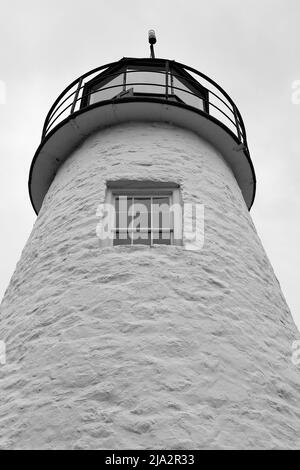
[0,122,300,449]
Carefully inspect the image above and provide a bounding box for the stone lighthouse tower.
[1,33,300,450]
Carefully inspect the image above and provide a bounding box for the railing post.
[204,93,209,114]
[165,61,169,100]
[70,77,83,114]
[123,69,127,92]
[233,103,242,142]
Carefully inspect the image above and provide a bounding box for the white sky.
[0,0,299,330]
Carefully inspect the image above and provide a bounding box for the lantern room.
[29,56,256,214]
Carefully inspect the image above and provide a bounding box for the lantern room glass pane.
[126,69,166,95]
[172,77,204,111]
[90,74,124,104]
[87,65,205,110]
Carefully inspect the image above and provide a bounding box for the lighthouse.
[0,32,300,449]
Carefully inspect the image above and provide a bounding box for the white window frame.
[105,184,182,247]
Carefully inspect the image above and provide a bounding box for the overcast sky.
[0,0,299,330]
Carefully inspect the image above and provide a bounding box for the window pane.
[90,74,124,104]
[132,230,151,245]
[172,77,204,111]
[114,193,174,246]
[153,196,169,205]
[114,231,131,246]
[126,69,165,95]
[115,196,133,229]
[132,197,151,229]
[152,197,170,230]
[153,231,171,245]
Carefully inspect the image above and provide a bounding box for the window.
[81,62,208,113]
[125,67,166,96]
[171,76,205,111]
[114,194,172,246]
[89,74,124,104]
[105,184,182,247]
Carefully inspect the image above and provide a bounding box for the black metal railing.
[41,59,249,151]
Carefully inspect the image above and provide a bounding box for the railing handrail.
[47,68,237,127]
[41,58,248,147]
[45,82,240,137]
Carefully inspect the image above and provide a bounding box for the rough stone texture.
[0,122,300,449]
